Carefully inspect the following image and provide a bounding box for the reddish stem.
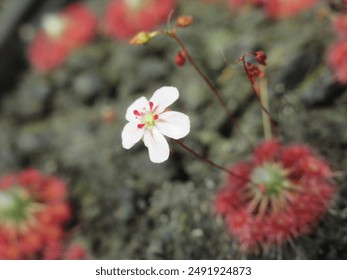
[240,54,280,138]
[174,139,249,182]
[168,31,254,150]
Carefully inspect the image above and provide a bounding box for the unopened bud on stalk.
[129,31,159,45]
[254,51,267,66]
[175,51,186,66]
[175,15,193,28]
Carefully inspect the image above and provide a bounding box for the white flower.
[122,86,190,163]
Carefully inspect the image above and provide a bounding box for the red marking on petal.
[133,110,141,116]
[137,123,145,129]
[154,114,159,120]
[149,101,154,111]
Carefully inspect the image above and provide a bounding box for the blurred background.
[0,0,347,259]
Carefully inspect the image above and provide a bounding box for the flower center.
[42,13,68,39]
[0,186,41,229]
[134,101,159,129]
[250,163,289,197]
[143,112,158,127]
[245,163,297,215]
[125,0,147,10]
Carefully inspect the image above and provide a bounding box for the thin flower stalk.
[165,30,254,149]
[174,139,249,182]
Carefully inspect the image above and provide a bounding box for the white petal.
[149,86,179,113]
[143,128,170,163]
[125,96,149,122]
[156,111,190,139]
[121,122,145,149]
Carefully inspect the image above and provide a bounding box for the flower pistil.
[134,102,160,129]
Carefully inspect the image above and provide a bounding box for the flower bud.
[176,15,193,28]
[175,51,186,66]
[255,50,267,66]
[129,31,158,45]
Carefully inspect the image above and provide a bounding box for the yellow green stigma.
[134,101,159,129]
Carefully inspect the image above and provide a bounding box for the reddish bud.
[244,62,264,84]
[175,51,186,66]
[176,15,193,28]
[255,51,267,66]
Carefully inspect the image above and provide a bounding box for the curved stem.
[174,139,249,182]
[168,32,254,150]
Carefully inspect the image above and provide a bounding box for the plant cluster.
[326,1,347,84]
[27,0,176,72]
[0,169,86,259]
[124,9,337,253]
[227,0,319,19]
[4,0,342,258]
[29,3,97,72]
[215,140,335,252]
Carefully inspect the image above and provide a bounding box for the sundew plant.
[124,11,337,254]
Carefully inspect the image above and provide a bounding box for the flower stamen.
[133,110,141,116]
